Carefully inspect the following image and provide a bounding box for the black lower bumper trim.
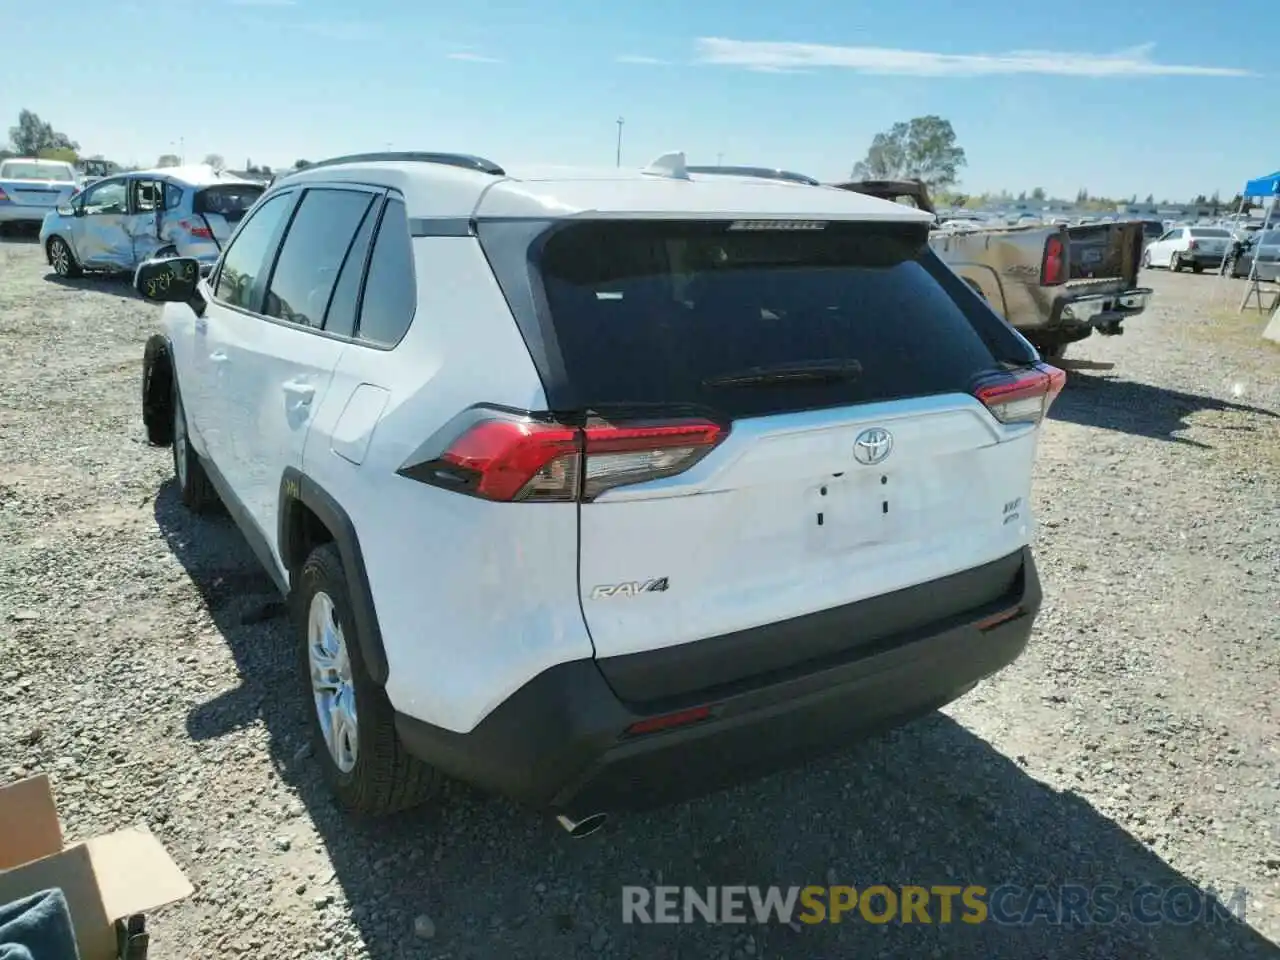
[394,547,1041,814]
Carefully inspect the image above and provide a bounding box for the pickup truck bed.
[833,179,1152,358]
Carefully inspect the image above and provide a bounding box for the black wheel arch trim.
[278,467,389,685]
[142,333,176,446]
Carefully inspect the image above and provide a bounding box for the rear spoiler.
[831,179,937,217]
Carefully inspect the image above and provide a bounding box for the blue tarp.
[1243,171,1280,197]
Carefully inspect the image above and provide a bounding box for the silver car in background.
[0,158,80,229]
[38,165,264,279]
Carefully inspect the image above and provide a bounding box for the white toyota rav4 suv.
[135,151,1062,834]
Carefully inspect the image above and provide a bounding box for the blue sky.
[1,0,1271,200]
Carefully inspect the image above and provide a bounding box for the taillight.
[1041,234,1065,285]
[973,363,1066,425]
[400,411,726,502]
[0,188,10,203]
[180,219,213,239]
[1188,239,1199,251]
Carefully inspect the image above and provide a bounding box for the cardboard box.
[0,774,193,960]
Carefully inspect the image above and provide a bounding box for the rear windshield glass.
[0,161,74,182]
[534,220,1030,419]
[195,185,265,223]
[1142,221,1163,236]
[1189,228,1230,238]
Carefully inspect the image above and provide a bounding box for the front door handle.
[282,381,316,406]
[209,351,229,363]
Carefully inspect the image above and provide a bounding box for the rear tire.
[1169,255,1182,272]
[47,236,82,278]
[171,380,218,512]
[1192,262,1204,275]
[295,543,439,815]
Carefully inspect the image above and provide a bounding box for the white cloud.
[695,38,1255,78]
[447,51,503,63]
[616,55,669,65]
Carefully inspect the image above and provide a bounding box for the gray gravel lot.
[0,234,1277,959]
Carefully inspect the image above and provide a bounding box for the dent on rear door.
[130,210,167,264]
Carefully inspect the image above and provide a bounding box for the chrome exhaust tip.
[556,812,608,839]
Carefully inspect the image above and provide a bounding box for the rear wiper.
[702,360,862,388]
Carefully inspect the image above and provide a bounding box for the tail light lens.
[1188,239,1199,251]
[400,410,726,502]
[180,219,214,239]
[0,188,10,203]
[1041,234,1065,285]
[973,363,1066,425]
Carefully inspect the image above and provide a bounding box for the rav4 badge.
[590,578,669,600]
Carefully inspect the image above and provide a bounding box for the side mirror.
[135,257,205,314]
[55,204,75,217]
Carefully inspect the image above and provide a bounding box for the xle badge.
[590,578,669,600]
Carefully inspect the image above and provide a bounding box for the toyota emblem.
[853,427,893,466]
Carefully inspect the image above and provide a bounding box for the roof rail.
[286,151,505,177]
[686,165,821,187]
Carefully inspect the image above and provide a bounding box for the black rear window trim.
[478,217,1036,417]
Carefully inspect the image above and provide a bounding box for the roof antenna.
[642,151,690,180]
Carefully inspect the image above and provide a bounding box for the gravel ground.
[1,235,1277,960]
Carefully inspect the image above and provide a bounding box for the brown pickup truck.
[834,179,1153,359]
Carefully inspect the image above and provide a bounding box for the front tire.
[296,543,439,815]
[48,236,82,278]
[171,381,218,512]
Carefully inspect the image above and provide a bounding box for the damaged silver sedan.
[38,165,264,279]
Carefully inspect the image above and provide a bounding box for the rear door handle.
[209,351,229,363]
[283,381,316,406]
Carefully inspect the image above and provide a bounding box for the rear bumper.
[1049,287,1150,337]
[1182,251,1226,267]
[0,206,51,225]
[395,547,1041,815]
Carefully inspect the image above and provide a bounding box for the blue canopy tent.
[1243,171,1280,197]
[1237,170,1280,311]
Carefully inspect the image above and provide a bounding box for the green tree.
[294,159,313,169]
[1030,187,1046,202]
[9,109,78,157]
[156,154,181,168]
[1145,194,1154,204]
[851,115,967,190]
[203,153,226,172]
[37,147,78,164]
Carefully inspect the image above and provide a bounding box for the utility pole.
[716,152,724,166]
[616,117,624,168]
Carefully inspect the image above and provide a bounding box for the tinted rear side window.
[264,188,375,329]
[533,220,1029,418]
[323,198,381,338]
[196,184,266,224]
[356,199,416,348]
[1189,228,1230,238]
